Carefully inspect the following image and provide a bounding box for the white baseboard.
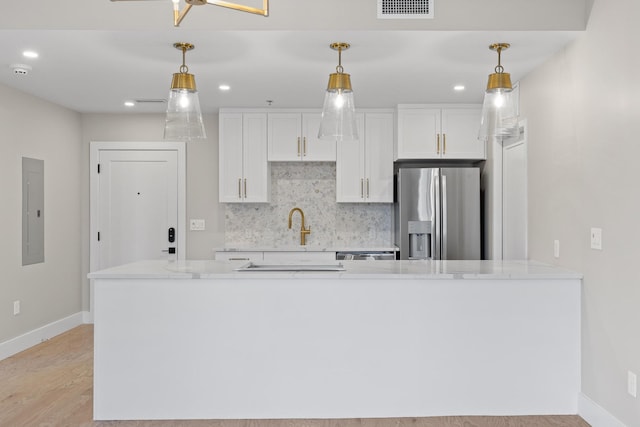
[83,310,94,324]
[578,393,627,427]
[0,311,90,361]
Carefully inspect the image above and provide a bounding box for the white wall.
[520,0,640,424]
[0,83,83,343]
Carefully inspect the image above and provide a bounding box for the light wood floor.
[0,325,591,427]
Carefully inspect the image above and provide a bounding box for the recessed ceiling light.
[23,51,39,59]
[454,85,465,92]
[124,101,135,107]
[219,84,231,91]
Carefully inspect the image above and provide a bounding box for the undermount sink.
[235,262,345,272]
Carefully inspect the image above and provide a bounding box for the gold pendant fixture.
[163,42,206,141]
[479,42,519,141]
[486,43,513,92]
[318,42,358,142]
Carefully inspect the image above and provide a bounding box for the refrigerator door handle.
[434,172,441,260]
[442,175,448,260]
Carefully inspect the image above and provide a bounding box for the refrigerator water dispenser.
[408,220,431,260]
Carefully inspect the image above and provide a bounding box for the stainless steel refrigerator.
[394,166,481,260]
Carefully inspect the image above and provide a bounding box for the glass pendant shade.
[478,87,518,141]
[318,84,358,141]
[478,43,519,142]
[318,42,358,142]
[163,42,206,141]
[164,84,206,140]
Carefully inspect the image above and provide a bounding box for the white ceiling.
[0,1,586,114]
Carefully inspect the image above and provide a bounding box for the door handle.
[441,175,448,259]
[244,179,247,198]
[436,134,441,154]
[443,133,446,155]
[303,137,307,156]
[168,227,175,243]
[297,137,301,156]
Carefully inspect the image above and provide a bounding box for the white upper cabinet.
[219,112,270,203]
[440,108,485,159]
[395,105,485,160]
[268,112,336,161]
[336,111,394,203]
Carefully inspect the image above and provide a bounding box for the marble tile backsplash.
[224,162,393,247]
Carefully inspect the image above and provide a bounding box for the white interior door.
[98,150,178,269]
[88,142,186,322]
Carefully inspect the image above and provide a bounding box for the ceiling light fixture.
[318,42,358,142]
[163,42,206,141]
[479,43,519,141]
[171,0,268,27]
[23,51,39,59]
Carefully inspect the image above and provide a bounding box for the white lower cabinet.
[336,111,394,203]
[219,112,270,203]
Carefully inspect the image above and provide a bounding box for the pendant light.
[318,42,358,142]
[479,43,519,142]
[163,42,206,141]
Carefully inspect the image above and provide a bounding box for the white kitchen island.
[89,260,582,421]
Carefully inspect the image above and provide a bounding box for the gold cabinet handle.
[297,137,301,156]
[437,134,440,154]
[443,133,446,155]
[303,137,307,156]
[361,178,364,199]
[238,178,242,199]
[244,178,247,198]
[367,178,370,198]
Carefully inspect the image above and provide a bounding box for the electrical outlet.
[13,300,20,316]
[629,371,637,398]
[189,219,205,231]
[553,240,560,258]
[590,227,602,250]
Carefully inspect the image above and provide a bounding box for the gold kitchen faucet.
[288,207,311,245]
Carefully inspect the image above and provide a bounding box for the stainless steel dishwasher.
[336,251,396,261]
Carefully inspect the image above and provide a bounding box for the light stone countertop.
[88,259,582,280]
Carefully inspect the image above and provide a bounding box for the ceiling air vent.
[377,0,433,19]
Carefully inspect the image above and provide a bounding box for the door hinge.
[97,163,101,174]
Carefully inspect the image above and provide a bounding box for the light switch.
[590,227,602,250]
[190,219,205,231]
[553,240,560,258]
